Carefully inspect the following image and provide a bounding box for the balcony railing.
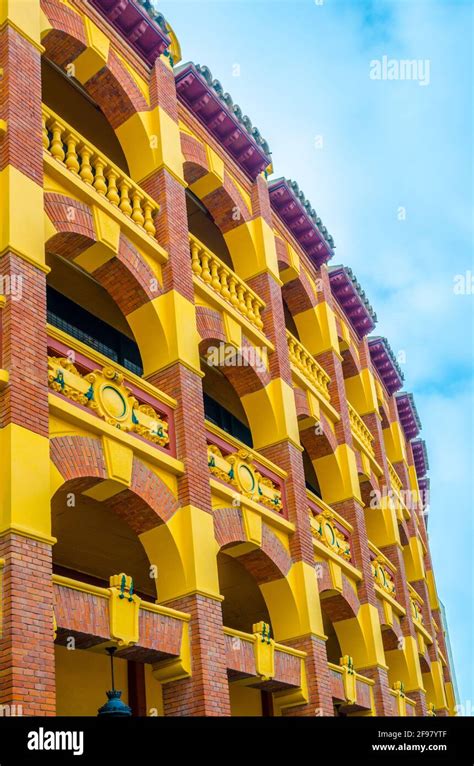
[389,685,417,716]
[347,402,375,458]
[42,104,159,240]
[308,490,353,563]
[224,622,306,691]
[47,326,176,456]
[387,459,403,495]
[328,657,374,711]
[206,421,287,517]
[190,233,265,332]
[287,330,331,402]
[53,573,190,672]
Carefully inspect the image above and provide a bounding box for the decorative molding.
[48,356,169,448]
[311,508,351,562]
[371,555,396,597]
[208,445,283,513]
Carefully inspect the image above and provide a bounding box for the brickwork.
[0,0,454,718]
[0,534,55,715]
[161,594,230,716]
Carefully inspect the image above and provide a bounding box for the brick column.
[141,58,230,716]
[0,535,55,715]
[0,13,55,715]
[245,176,333,716]
[310,277,393,714]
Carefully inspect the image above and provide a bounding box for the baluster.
[64,133,79,174]
[143,202,156,237]
[237,284,246,315]
[220,269,230,300]
[106,169,120,206]
[131,191,145,227]
[245,293,255,323]
[79,144,94,185]
[287,335,295,358]
[228,276,239,308]
[210,258,221,292]
[42,114,50,151]
[93,157,107,195]
[253,300,264,330]
[191,242,202,275]
[50,120,65,162]
[201,252,211,283]
[119,180,132,217]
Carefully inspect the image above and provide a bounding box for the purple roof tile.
[368,337,404,395]
[395,392,422,440]
[89,0,170,66]
[329,265,377,339]
[175,63,272,180]
[268,178,334,267]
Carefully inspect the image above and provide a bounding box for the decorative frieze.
[48,356,169,448]
[371,555,396,597]
[312,508,351,562]
[208,445,283,513]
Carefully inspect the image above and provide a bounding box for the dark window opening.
[303,448,322,499]
[203,393,252,447]
[47,286,143,376]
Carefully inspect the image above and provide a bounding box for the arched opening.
[42,57,129,173]
[46,252,143,375]
[201,357,253,447]
[218,550,271,634]
[186,190,233,269]
[52,481,161,716]
[52,488,154,599]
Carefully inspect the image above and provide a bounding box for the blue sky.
[159,0,473,706]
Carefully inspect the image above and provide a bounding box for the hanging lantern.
[97,647,132,717]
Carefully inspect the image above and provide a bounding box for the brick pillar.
[161,594,229,716]
[0,15,55,715]
[141,58,230,716]
[361,665,392,714]
[332,498,393,715]
[244,176,333,716]
[0,535,55,716]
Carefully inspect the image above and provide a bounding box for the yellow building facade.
[0,0,455,717]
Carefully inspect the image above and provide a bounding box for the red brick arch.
[181,133,209,184]
[41,0,148,128]
[181,132,251,232]
[41,0,86,66]
[300,413,338,459]
[45,192,162,315]
[282,269,318,317]
[50,435,178,534]
[214,507,291,582]
[318,562,361,620]
[341,345,361,378]
[197,307,271,396]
